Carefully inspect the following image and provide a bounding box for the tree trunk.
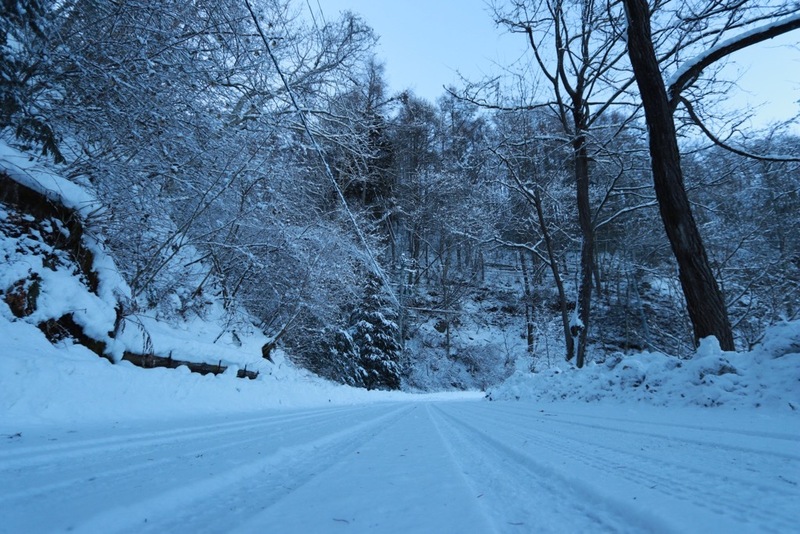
[533,188,575,360]
[519,250,535,353]
[593,253,603,297]
[623,0,735,350]
[573,132,594,368]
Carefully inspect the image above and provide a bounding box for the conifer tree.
[350,274,403,390]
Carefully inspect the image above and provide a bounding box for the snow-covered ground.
[2,305,799,532]
[2,398,798,533]
[5,297,798,532]
[0,309,468,426]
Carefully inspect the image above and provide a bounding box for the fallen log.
[120,351,259,379]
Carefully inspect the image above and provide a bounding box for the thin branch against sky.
[318,0,528,99]
[316,0,798,128]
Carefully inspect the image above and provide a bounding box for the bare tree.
[489,108,577,361]
[622,0,800,350]
[491,0,639,367]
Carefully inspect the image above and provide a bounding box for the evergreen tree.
[0,0,63,162]
[350,274,403,390]
[317,327,362,388]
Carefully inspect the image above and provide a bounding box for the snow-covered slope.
[489,323,800,411]
[0,309,464,427]
[1,141,471,428]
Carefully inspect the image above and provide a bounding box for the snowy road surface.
[1,401,798,533]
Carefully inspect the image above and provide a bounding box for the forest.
[2,0,799,391]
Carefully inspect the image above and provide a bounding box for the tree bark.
[532,187,575,361]
[573,132,594,367]
[519,250,535,353]
[623,0,735,350]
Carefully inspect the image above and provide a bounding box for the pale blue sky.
[318,0,525,100]
[315,1,798,128]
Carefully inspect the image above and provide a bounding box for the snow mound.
[487,321,800,411]
[0,309,433,427]
[0,141,100,217]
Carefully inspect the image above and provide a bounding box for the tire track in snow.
[224,404,497,534]
[65,405,412,534]
[459,404,800,514]
[535,407,799,443]
[0,405,385,505]
[0,405,365,468]
[461,403,800,494]
[438,403,799,533]
[3,400,796,533]
[0,404,409,533]
[475,402,800,459]
[1,412,350,505]
[428,405,672,533]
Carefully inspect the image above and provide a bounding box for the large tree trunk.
[623,0,735,350]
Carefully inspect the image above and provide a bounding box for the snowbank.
[0,142,99,216]
[0,309,479,428]
[488,323,800,411]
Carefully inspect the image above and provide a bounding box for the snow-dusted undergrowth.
[488,323,800,411]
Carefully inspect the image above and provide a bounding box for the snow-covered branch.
[667,12,800,108]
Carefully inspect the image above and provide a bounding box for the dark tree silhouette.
[351,274,403,390]
[622,0,800,350]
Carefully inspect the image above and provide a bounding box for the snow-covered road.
[1,401,798,533]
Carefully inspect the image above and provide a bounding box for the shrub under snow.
[487,323,800,411]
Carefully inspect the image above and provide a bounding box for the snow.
[1,394,797,532]
[489,326,800,410]
[666,12,800,100]
[2,141,799,532]
[0,142,100,217]
[2,290,798,532]
[0,310,471,427]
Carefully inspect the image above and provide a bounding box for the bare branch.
[680,97,800,162]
